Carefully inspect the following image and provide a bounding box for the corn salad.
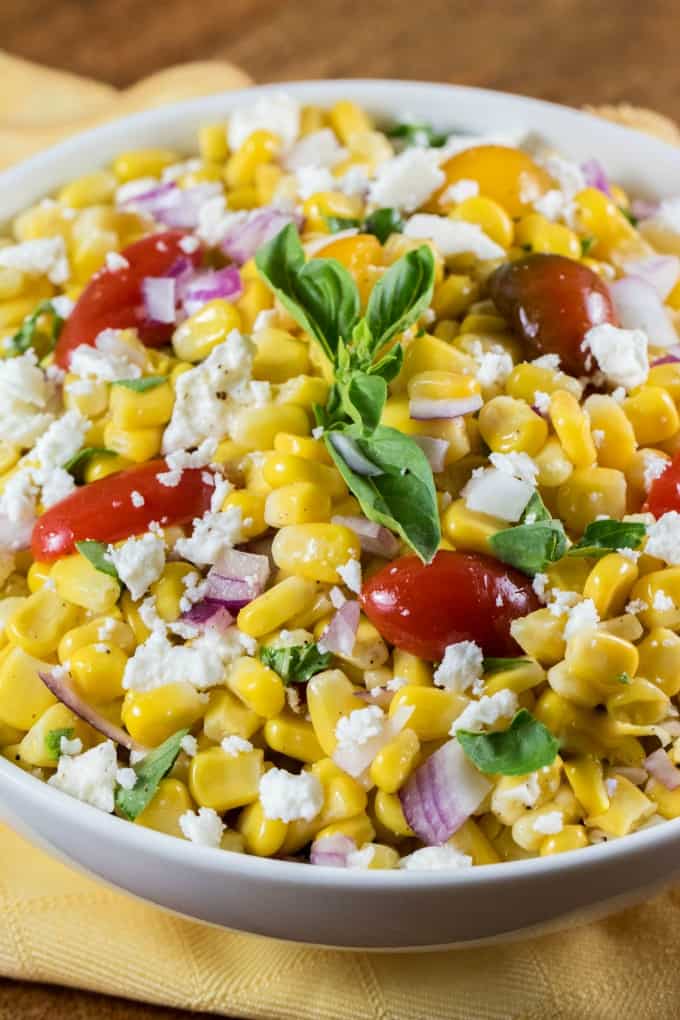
[2,93,680,872]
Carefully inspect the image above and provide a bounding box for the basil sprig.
[115,729,188,821]
[324,208,405,245]
[457,709,559,776]
[256,224,440,561]
[489,492,567,576]
[8,299,64,357]
[566,519,646,559]
[260,642,331,684]
[387,121,448,148]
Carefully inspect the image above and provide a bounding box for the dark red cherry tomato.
[32,459,214,561]
[645,452,677,518]
[488,253,618,377]
[360,550,539,660]
[54,230,203,369]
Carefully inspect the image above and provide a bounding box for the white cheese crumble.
[653,590,675,612]
[335,705,385,751]
[645,512,680,565]
[399,846,473,871]
[157,437,219,487]
[105,251,129,272]
[130,490,145,508]
[547,589,580,616]
[474,348,514,389]
[259,767,323,823]
[494,772,541,809]
[642,452,669,491]
[116,767,137,790]
[532,353,561,370]
[434,640,484,694]
[107,532,165,601]
[69,329,143,381]
[180,734,198,757]
[489,451,539,486]
[451,689,518,734]
[174,504,243,567]
[404,214,504,260]
[532,811,563,836]
[0,349,55,447]
[440,178,479,204]
[122,629,225,693]
[285,128,347,171]
[0,236,69,284]
[295,166,336,199]
[533,390,551,415]
[617,546,640,563]
[462,466,534,522]
[625,598,649,615]
[563,599,600,640]
[179,807,225,847]
[337,557,362,594]
[59,735,83,756]
[583,323,649,390]
[227,92,300,151]
[48,740,118,812]
[220,735,253,757]
[369,149,445,212]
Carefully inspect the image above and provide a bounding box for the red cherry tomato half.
[645,453,677,518]
[488,253,618,377]
[54,230,203,369]
[360,550,539,660]
[32,459,214,561]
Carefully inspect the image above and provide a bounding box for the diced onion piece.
[181,600,234,631]
[332,703,413,781]
[310,833,357,867]
[609,275,677,347]
[319,599,360,656]
[220,206,303,264]
[328,433,383,477]
[142,276,176,324]
[623,256,680,300]
[581,158,613,197]
[331,515,400,557]
[409,395,482,420]
[412,436,449,473]
[644,748,680,790]
[39,669,145,752]
[120,181,221,229]
[182,266,243,316]
[201,548,271,612]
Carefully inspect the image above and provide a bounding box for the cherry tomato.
[32,459,214,561]
[360,550,539,660]
[428,145,553,218]
[54,230,203,369]
[645,452,677,518]
[488,254,618,377]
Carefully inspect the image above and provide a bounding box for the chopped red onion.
[142,276,176,324]
[333,703,414,781]
[320,599,360,656]
[412,436,449,473]
[181,599,234,631]
[328,433,383,477]
[399,738,492,845]
[220,206,303,265]
[182,266,243,316]
[645,748,680,790]
[631,198,659,222]
[409,394,482,420]
[623,255,680,300]
[609,275,677,347]
[200,548,271,613]
[652,350,680,367]
[120,181,221,229]
[310,833,357,867]
[40,669,145,752]
[331,515,399,557]
[581,159,613,197]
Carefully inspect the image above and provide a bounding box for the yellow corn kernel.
[238,576,319,638]
[0,598,26,650]
[646,777,680,819]
[583,553,639,619]
[69,642,128,703]
[565,628,638,693]
[547,660,601,708]
[648,361,680,403]
[271,523,360,584]
[510,609,566,666]
[52,554,121,614]
[6,586,81,659]
[203,688,262,743]
[286,589,334,631]
[329,101,372,144]
[219,490,266,540]
[231,405,310,452]
[302,192,365,235]
[264,712,324,763]
[583,394,637,471]
[147,562,195,623]
[212,439,248,466]
[83,453,131,483]
[629,568,680,630]
[556,467,627,533]
[511,802,571,852]
[112,148,178,181]
[599,614,643,643]
[299,105,327,135]
[274,432,332,464]
[109,381,174,429]
[571,188,640,259]
[407,370,480,403]
[172,299,242,363]
[484,659,546,696]
[0,440,19,477]
[57,617,132,664]
[478,395,547,455]
[315,814,376,849]
[25,561,51,594]
[226,656,285,719]
[586,774,654,836]
[388,686,466,742]
[445,818,499,864]
[199,123,228,163]
[237,799,288,856]
[276,375,330,412]
[57,170,117,208]
[450,196,514,248]
[189,745,263,812]
[564,756,609,817]
[637,628,680,697]
[0,268,25,301]
[136,778,194,838]
[373,789,414,838]
[506,361,582,404]
[549,390,597,467]
[103,421,162,463]
[431,274,478,319]
[441,498,507,555]
[531,437,573,488]
[304,670,359,755]
[514,213,581,258]
[63,373,109,418]
[369,728,420,793]
[225,130,280,189]
[607,677,670,726]
[235,277,274,331]
[264,482,331,528]
[396,334,476,392]
[392,649,432,687]
[122,683,206,747]
[623,386,680,446]
[252,327,309,382]
[17,702,94,767]
[539,825,589,855]
[0,646,56,730]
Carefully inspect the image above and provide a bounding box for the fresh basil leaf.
[326,423,440,562]
[521,491,552,525]
[115,729,189,821]
[255,223,360,362]
[259,643,331,684]
[364,207,404,244]
[387,122,448,147]
[44,727,75,761]
[343,372,387,432]
[8,299,64,357]
[113,375,167,392]
[63,447,117,481]
[366,245,435,353]
[75,540,119,579]
[617,671,632,685]
[482,657,532,675]
[369,344,404,383]
[566,519,646,559]
[580,236,597,256]
[325,215,361,233]
[489,519,567,576]
[457,709,559,776]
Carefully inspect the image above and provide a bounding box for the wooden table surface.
[1,0,679,1015]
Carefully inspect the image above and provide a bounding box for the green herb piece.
[259,643,331,684]
[580,236,597,256]
[324,215,361,233]
[457,708,560,776]
[566,519,646,559]
[482,657,532,675]
[364,207,404,244]
[489,519,567,576]
[112,375,168,392]
[75,540,118,579]
[387,122,448,147]
[621,208,639,227]
[616,671,633,685]
[365,246,435,353]
[342,372,387,432]
[63,446,117,481]
[8,300,64,357]
[115,729,189,821]
[45,727,75,761]
[521,491,553,524]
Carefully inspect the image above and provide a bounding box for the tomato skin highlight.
[31,459,214,561]
[488,253,618,377]
[646,453,678,518]
[360,550,540,660]
[54,230,203,369]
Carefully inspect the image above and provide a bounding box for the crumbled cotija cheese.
[259,767,323,822]
[0,236,69,284]
[335,705,385,750]
[122,629,225,693]
[69,329,144,381]
[107,532,165,601]
[583,323,649,390]
[404,214,504,259]
[337,557,362,594]
[174,504,243,566]
[227,93,300,151]
[48,740,118,812]
[369,149,445,212]
[179,807,225,847]
[645,512,680,565]
[0,349,55,446]
[399,846,473,870]
[451,689,518,734]
[563,599,600,640]
[434,641,484,694]
[220,735,253,757]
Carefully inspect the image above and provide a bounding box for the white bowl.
[2,80,680,950]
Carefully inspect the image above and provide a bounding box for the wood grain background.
[1,0,679,1015]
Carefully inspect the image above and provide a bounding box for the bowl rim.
[2,77,680,889]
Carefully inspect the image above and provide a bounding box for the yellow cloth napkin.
[3,52,680,1019]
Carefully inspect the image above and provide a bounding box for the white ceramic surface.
[2,81,680,950]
